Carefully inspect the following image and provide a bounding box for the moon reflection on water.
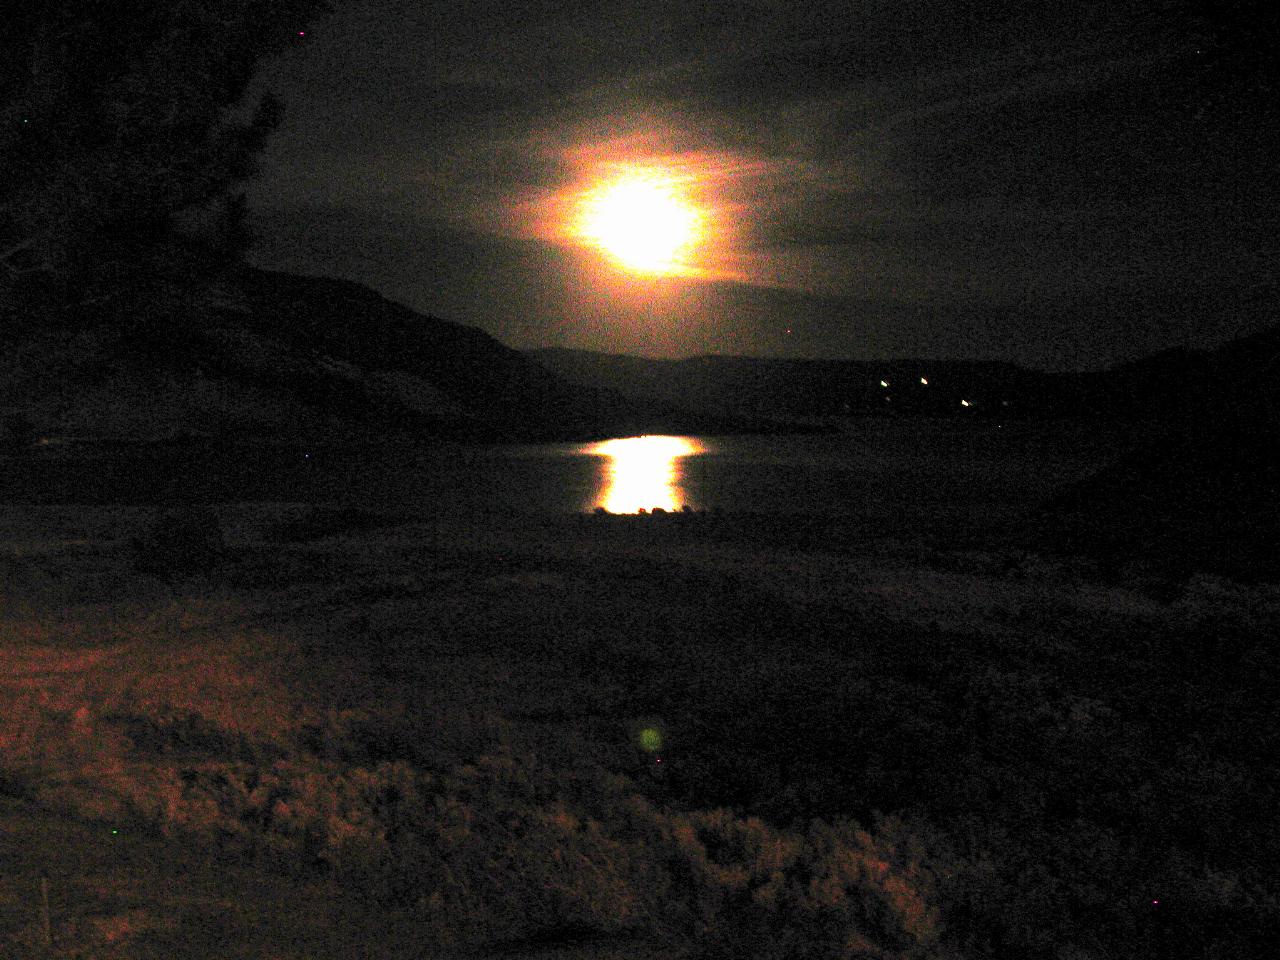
[580,435,707,513]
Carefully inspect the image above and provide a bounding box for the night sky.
[244,1,1277,370]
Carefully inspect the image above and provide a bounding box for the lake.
[0,419,1129,536]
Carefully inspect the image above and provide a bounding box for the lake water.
[461,421,1122,526]
[0,420,1128,531]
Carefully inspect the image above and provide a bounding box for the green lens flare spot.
[638,727,663,752]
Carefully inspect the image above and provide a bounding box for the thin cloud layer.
[247,0,1277,368]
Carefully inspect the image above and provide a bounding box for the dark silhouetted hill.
[0,267,731,443]
[529,330,1280,425]
[1030,325,1280,580]
[527,348,1040,420]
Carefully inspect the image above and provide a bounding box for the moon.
[572,169,705,276]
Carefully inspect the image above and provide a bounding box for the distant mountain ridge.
[528,328,1280,423]
[7,256,1272,444]
[528,348,1034,421]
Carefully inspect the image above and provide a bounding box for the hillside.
[528,329,1280,423]
[527,348,1037,421]
[0,267,721,445]
[1030,325,1280,581]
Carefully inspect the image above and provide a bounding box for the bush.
[136,743,943,957]
[1,411,36,453]
[654,808,941,960]
[267,505,400,543]
[131,505,226,578]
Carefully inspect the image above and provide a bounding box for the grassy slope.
[2,504,1278,959]
[0,794,452,960]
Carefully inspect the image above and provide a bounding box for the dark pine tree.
[0,0,329,320]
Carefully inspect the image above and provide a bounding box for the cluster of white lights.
[876,376,975,408]
[879,376,930,387]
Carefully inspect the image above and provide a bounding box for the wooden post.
[39,873,52,947]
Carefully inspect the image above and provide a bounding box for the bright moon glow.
[581,435,705,513]
[572,171,705,276]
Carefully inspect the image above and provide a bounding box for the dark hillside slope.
[0,267,704,443]
[1031,325,1280,580]
[531,330,1280,424]
[232,268,665,439]
[530,346,1235,421]
[529,348,1040,420]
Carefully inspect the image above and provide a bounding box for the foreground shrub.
[131,746,943,957]
[267,505,401,543]
[1,411,36,453]
[131,505,225,578]
[629,805,941,960]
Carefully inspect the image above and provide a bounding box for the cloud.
[245,0,1277,367]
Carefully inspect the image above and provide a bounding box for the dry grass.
[0,505,942,958]
[2,503,1276,959]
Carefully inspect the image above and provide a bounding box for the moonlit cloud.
[246,0,1278,369]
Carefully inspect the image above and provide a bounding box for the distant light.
[920,377,928,385]
[879,380,889,388]
[297,30,306,36]
[961,399,971,407]
[785,327,792,335]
